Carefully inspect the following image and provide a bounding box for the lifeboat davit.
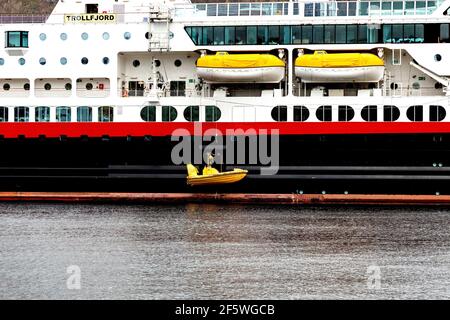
[295,51,385,83]
[196,52,285,84]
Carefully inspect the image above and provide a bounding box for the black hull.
[1,133,450,194]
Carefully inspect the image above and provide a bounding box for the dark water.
[0,203,449,300]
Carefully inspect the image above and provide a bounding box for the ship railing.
[173,2,289,17]
[118,89,204,98]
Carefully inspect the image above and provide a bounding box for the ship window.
[294,106,309,122]
[313,25,324,44]
[140,106,156,122]
[184,106,199,122]
[257,26,268,45]
[162,106,178,122]
[98,106,113,122]
[65,83,72,91]
[190,27,202,45]
[39,33,46,41]
[174,59,182,67]
[235,26,246,44]
[281,26,291,45]
[81,32,89,40]
[0,58,4,66]
[77,106,92,122]
[406,105,423,121]
[213,27,224,45]
[60,57,68,65]
[316,106,332,122]
[435,82,443,89]
[103,57,109,65]
[102,32,110,40]
[3,83,10,91]
[24,83,30,91]
[86,4,98,14]
[240,3,250,16]
[229,3,239,16]
[392,24,403,42]
[357,25,367,44]
[39,57,46,65]
[251,3,261,16]
[145,32,150,40]
[154,60,161,67]
[35,106,50,122]
[18,58,26,65]
[404,24,415,43]
[225,27,235,45]
[336,25,346,44]
[56,106,71,122]
[430,105,446,122]
[247,26,257,45]
[268,25,280,44]
[361,105,377,122]
[292,26,301,44]
[440,24,449,42]
[347,25,357,44]
[44,83,51,91]
[383,105,400,122]
[383,25,393,43]
[60,33,67,41]
[133,59,140,67]
[415,24,424,42]
[301,25,312,44]
[6,31,28,48]
[202,27,213,45]
[81,57,88,65]
[14,107,29,122]
[338,105,355,122]
[0,107,8,122]
[271,106,287,122]
[434,54,442,62]
[205,106,221,122]
[124,32,131,40]
[86,83,93,91]
[324,25,335,44]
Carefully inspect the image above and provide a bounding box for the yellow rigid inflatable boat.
[196,52,285,83]
[295,51,385,83]
[186,164,248,186]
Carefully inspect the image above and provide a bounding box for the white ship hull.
[295,66,385,83]
[197,67,285,84]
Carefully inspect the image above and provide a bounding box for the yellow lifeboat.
[186,164,248,186]
[295,51,385,83]
[196,52,285,84]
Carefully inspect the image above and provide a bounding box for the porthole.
[316,105,332,122]
[24,83,30,91]
[86,83,93,91]
[81,57,89,65]
[390,83,398,90]
[39,57,46,65]
[0,58,4,66]
[430,105,446,122]
[60,57,68,65]
[18,58,25,65]
[435,82,443,90]
[60,33,67,41]
[361,105,377,122]
[44,83,52,91]
[174,59,182,67]
[124,32,131,40]
[65,83,72,91]
[412,82,420,90]
[383,105,400,122]
[406,105,423,122]
[39,33,46,41]
[184,106,199,122]
[103,57,110,65]
[133,60,140,67]
[435,54,442,62]
[169,32,174,39]
[140,106,156,122]
[145,32,150,39]
[162,106,178,122]
[81,32,89,40]
[154,59,161,67]
[294,106,310,122]
[102,32,110,40]
[271,106,287,122]
[338,105,354,122]
[3,83,10,91]
[205,105,221,122]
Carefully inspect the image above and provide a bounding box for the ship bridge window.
[338,105,355,122]
[430,105,446,122]
[271,106,287,122]
[407,105,423,122]
[361,105,377,122]
[77,106,92,122]
[184,106,199,122]
[162,106,178,122]
[383,105,400,122]
[5,31,28,48]
[35,106,50,122]
[140,106,156,122]
[294,106,309,122]
[14,107,29,122]
[98,106,113,122]
[202,27,213,45]
[316,106,332,122]
[0,107,8,122]
[56,106,71,122]
[205,106,221,122]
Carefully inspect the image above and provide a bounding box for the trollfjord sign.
[64,13,116,24]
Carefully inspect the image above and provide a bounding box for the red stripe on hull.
[1,122,450,138]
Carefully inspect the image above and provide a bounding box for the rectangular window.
[440,24,449,42]
[257,26,268,45]
[336,25,346,44]
[268,25,280,44]
[368,25,380,43]
[292,26,302,44]
[348,2,357,16]
[206,4,217,16]
[14,107,29,122]
[403,24,415,43]
[392,24,403,43]
[35,106,50,122]
[337,2,347,16]
[229,4,238,16]
[247,26,257,45]
[324,25,335,44]
[98,106,114,122]
[235,26,246,44]
[202,27,213,45]
[383,24,393,43]
[347,25,357,44]
[251,3,261,16]
[358,25,368,43]
[56,107,71,122]
[213,26,224,45]
[77,107,92,122]
[281,26,291,44]
[262,3,272,16]
[225,26,235,45]
[415,24,424,43]
[313,25,324,44]
[239,4,250,16]
[302,25,312,44]
[6,31,28,48]
[191,27,202,45]
[0,107,8,122]
[217,4,227,16]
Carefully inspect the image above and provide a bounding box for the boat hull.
[187,170,248,186]
[295,66,384,83]
[197,67,285,84]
